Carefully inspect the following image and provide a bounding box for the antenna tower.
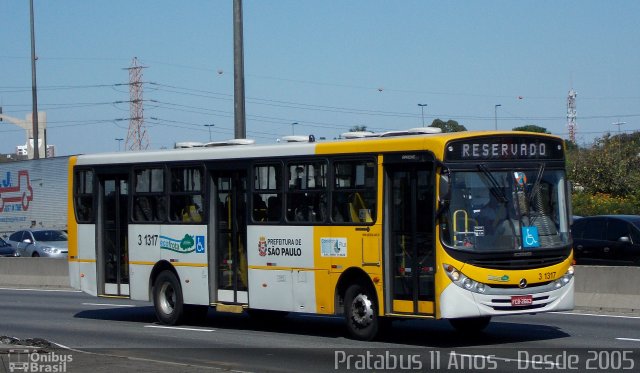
[567,89,577,143]
[125,57,149,151]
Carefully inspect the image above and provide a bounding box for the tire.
[344,282,379,341]
[32,252,40,258]
[448,316,491,333]
[153,271,184,325]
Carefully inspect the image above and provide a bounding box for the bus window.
[74,169,94,223]
[286,161,327,223]
[133,167,166,223]
[332,160,376,223]
[253,164,281,222]
[169,166,204,223]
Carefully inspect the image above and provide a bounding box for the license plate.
[511,295,533,306]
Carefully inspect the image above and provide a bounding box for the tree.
[567,132,640,198]
[429,119,466,133]
[349,125,368,132]
[512,124,550,134]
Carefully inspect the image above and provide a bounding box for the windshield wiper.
[477,164,508,204]
[528,163,545,206]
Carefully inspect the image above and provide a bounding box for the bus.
[67,129,574,340]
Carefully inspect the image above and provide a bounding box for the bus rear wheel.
[448,316,491,333]
[344,282,379,341]
[153,270,184,325]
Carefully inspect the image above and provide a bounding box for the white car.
[7,229,68,258]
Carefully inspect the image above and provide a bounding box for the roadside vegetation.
[567,132,640,216]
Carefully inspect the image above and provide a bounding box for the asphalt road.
[1,288,640,372]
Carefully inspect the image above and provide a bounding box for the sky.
[1,0,639,156]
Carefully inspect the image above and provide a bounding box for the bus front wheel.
[153,271,184,325]
[344,282,379,341]
[448,316,491,333]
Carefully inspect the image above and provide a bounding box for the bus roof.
[74,130,563,166]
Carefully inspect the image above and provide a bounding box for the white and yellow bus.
[68,129,574,340]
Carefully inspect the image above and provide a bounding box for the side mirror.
[618,236,631,244]
[22,238,33,244]
[436,170,451,220]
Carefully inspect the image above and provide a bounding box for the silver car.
[7,229,68,258]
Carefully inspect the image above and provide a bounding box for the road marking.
[617,338,640,342]
[82,302,135,308]
[554,311,640,320]
[48,339,238,372]
[0,287,82,293]
[145,325,216,332]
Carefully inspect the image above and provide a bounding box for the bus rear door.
[212,169,249,306]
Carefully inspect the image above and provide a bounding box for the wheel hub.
[350,293,373,327]
[159,282,176,315]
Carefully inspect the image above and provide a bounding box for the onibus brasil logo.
[160,234,205,254]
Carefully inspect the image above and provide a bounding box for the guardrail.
[0,258,69,289]
[0,259,638,313]
[574,265,640,313]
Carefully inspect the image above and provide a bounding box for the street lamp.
[291,122,298,135]
[494,104,502,130]
[204,124,215,141]
[115,138,123,151]
[612,121,626,134]
[418,104,428,127]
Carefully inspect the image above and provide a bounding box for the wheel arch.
[334,267,378,316]
[149,260,179,300]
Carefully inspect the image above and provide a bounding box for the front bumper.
[440,277,574,318]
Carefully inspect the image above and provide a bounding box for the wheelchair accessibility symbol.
[522,226,540,248]
[195,235,206,253]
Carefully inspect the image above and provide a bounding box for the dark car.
[0,237,18,257]
[572,215,640,265]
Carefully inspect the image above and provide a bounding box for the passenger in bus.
[470,188,497,233]
[267,196,281,221]
[134,196,154,222]
[253,194,268,221]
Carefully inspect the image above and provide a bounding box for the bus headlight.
[444,264,486,294]
[553,266,574,289]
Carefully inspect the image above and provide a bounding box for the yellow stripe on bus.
[129,261,208,268]
[69,258,96,263]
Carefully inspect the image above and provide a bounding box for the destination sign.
[445,137,564,161]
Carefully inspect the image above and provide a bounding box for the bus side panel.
[175,266,210,305]
[248,269,295,311]
[159,225,209,306]
[69,261,80,290]
[128,264,152,301]
[247,226,316,311]
[78,224,97,296]
[128,224,161,301]
[292,269,317,313]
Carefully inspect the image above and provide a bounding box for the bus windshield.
[440,166,570,252]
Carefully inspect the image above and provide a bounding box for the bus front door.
[214,170,248,305]
[386,164,435,315]
[98,174,130,297]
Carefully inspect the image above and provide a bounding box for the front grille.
[489,281,553,289]
[467,255,566,270]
